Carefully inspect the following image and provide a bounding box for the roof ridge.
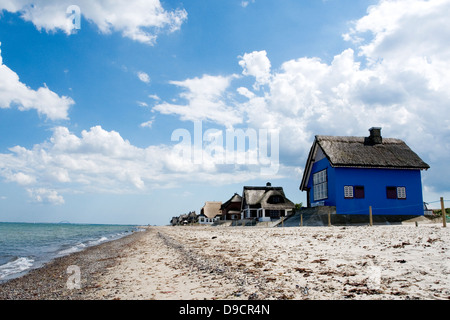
[316,135,405,144]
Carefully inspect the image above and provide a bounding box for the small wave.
[58,236,110,256]
[87,236,108,246]
[0,257,34,280]
[58,242,87,256]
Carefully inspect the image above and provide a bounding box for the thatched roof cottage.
[220,193,242,221]
[199,201,222,224]
[242,183,295,222]
[300,128,429,216]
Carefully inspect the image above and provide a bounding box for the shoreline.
[0,222,141,284]
[0,224,449,300]
[0,228,147,300]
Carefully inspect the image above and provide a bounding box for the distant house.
[241,183,295,222]
[178,213,189,225]
[170,211,198,226]
[220,193,242,221]
[187,211,198,224]
[199,201,222,225]
[299,128,430,216]
[170,216,179,226]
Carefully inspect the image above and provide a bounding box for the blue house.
[300,128,430,216]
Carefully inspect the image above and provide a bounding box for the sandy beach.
[0,222,449,300]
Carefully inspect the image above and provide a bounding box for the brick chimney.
[368,127,382,145]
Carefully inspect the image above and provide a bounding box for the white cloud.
[137,71,150,84]
[27,188,65,205]
[241,0,255,8]
[0,43,74,120]
[237,87,255,99]
[148,94,161,101]
[0,126,155,196]
[7,172,36,185]
[0,125,271,203]
[153,74,242,128]
[345,0,450,59]
[137,101,149,107]
[140,121,153,128]
[0,0,188,45]
[238,50,271,88]
[140,117,155,128]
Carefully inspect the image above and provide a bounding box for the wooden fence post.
[328,211,331,227]
[441,197,447,228]
[369,206,373,226]
[300,214,303,227]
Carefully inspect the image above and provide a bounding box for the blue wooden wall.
[307,158,424,216]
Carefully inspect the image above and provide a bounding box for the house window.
[268,195,284,204]
[344,186,365,199]
[355,186,365,199]
[269,210,281,219]
[313,169,328,201]
[397,187,406,199]
[344,186,353,199]
[387,186,406,199]
[386,187,397,199]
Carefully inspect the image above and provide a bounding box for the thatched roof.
[258,189,295,210]
[188,211,197,218]
[316,136,430,169]
[300,130,430,191]
[242,185,295,210]
[201,201,222,219]
[221,193,242,210]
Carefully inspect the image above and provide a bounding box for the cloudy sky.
[0,0,449,225]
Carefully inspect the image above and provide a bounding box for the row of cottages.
[300,128,430,217]
[170,211,198,226]
[198,183,296,224]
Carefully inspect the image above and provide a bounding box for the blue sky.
[0,0,449,225]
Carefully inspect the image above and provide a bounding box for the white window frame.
[313,169,328,201]
[344,186,354,199]
[397,187,406,199]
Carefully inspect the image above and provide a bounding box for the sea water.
[0,222,139,282]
